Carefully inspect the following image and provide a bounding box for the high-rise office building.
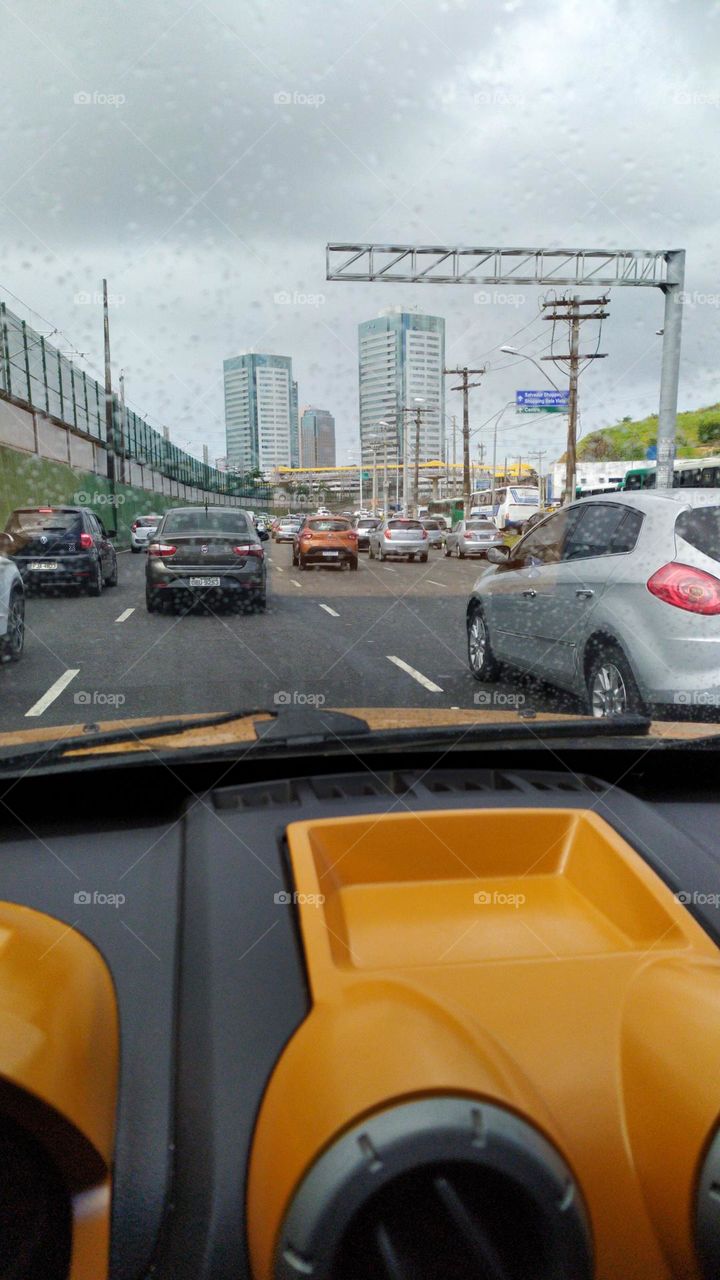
[223,353,297,472]
[358,308,445,473]
[300,408,336,467]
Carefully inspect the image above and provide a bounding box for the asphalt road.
[0,542,582,731]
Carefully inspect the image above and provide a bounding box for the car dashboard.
[0,744,719,1280]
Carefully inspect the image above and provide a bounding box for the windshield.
[0,1,717,750]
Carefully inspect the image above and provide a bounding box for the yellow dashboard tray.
[249,808,720,1280]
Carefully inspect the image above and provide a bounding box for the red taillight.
[384,528,392,539]
[38,507,54,513]
[233,544,263,557]
[647,562,720,614]
[148,543,177,557]
[131,521,139,532]
[421,529,428,539]
[79,532,93,549]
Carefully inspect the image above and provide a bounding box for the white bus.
[470,485,541,529]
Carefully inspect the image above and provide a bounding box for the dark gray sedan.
[145,507,268,613]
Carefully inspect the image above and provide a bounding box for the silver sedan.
[445,518,505,558]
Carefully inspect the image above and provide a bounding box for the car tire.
[444,545,451,557]
[87,559,103,596]
[350,558,358,571]
[420,553,428,563]
[254,590,267,611]
[368,544,375,559]
[1,589,25,663]
[585,642,645,719]
[131,545,140,554]
[146,587,162,613]
[467,603,500,682]
[105,556,118,587]
[299,556,307,571]
[378,546,384,562]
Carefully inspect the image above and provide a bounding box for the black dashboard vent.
[0,1117,72,1280]
[213,780,300,809]
[275,1098,593,1280]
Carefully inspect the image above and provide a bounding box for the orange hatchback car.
[292,517,358,571]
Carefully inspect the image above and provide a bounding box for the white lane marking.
[25,669,80,718]
[275,566,284,573]
[386,655,443,693]
[319,604,339,617]
[115,608,135,623]
[291,579,302,588]
[427,580,445,587]
[384,566,397,572]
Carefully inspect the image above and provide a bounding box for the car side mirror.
[106,528,117,539]
[259,529,269,541]
[486,545,510,564]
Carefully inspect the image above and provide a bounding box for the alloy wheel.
[591,662,627,718]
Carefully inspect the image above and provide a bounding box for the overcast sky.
[1,0,718,467]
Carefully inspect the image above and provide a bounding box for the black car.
[0,506,118,595]
[145,506,268,613]
[352,516,381,550]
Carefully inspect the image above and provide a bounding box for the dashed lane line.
[115,608,135,622]
[25,669,80,718]
[386,655,443,693]
[319,604,340,617]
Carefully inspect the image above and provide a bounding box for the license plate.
[322,550,340,557]
[188,576,221,587]
[28,561,58,570]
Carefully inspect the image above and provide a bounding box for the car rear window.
[357,519,380,528]
[389,520,422,529]
[675,506,720,562]
[161,511,250,536]
[422,520,440,529]
[466,520,494,530]
[308,519,350,531]
[7,509,81,532]
[136,517,159,527]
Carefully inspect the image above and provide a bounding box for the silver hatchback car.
[445,518,505,558]
[368,518,429,562]
[466,490,720,717]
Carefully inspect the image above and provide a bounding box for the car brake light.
[38,507,54,513]
[647,562,720,614]
[131,521,139,531]
[233,544,263,557]
[384,528,392,539]
[421,529,428,539]
[148,543,177,557]
[79,532,93,549]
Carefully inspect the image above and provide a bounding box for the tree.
[698,415,720,445]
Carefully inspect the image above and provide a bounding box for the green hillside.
[576,405,720,461]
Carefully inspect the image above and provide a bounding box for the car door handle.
[521,589,537,598]
[575,588,594,599]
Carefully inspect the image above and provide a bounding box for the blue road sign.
[645,444,657,461]
[516,389,570,408]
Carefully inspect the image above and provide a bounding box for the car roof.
[571,488,720,512]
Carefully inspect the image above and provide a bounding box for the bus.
[470,485,541,529]
[622,456,720,490]
[427,497,464,529]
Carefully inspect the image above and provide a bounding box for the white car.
[131,514,162,552]
[0,555,24,663]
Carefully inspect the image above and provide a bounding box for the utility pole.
[118,369,127,485]
[413,404,421,511]
[102,279,115,484]
[541,294,608,504]
[444,366,486,515]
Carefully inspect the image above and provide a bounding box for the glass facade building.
[300,408,336,467]
[358,308,445,472]
[223,353,296,472]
